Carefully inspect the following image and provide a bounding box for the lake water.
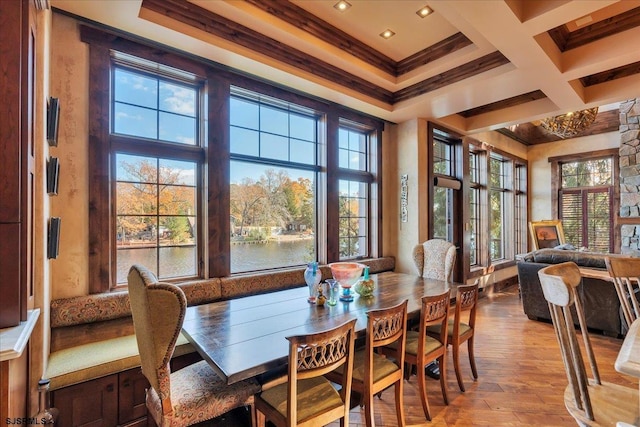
[117,239,313,282]
[231,239,314,272]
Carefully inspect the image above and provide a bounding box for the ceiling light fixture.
[416,6,433,18]
[333,0,351,12]
[540,107,599,139]
[380,29,396,39]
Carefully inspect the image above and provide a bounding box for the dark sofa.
[516,248,624,337]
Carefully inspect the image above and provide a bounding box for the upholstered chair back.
[413,239,457,281]
[128,264,187,408]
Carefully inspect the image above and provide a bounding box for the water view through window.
[229,89,318,273]
[115,154,198,283]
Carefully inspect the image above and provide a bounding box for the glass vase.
[304,262,321,303]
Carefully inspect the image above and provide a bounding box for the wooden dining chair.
[605,256,640,329]
[127,264,261,427]
[538,261,639,426]
[254,318,357,427]
[327,300,408,427]
[383,291,450,421]
[428,282,479,392]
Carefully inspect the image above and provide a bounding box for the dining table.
[181,271,461,385]
[615,319,640,426]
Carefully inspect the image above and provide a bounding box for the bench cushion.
[46,333,194,390]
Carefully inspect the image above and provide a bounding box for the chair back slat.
[369,303,407,348]
[538,262,600,421]
[286,319,356,424]
[454,283,479,331]
[606,256,640,329]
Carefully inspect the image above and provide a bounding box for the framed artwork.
[529,220,565,250]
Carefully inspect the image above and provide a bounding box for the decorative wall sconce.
[47,157,59,195]
[47,217,61,259]
[401,174,408,223]
[47,97,60,146]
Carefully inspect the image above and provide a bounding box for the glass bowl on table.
[329,262,366,302]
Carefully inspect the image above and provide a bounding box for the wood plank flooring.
[205,285,635,426]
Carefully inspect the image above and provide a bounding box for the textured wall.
[618,98,640,254]
[50,14,90,298]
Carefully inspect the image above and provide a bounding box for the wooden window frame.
[82,25,383,292]
[463,138,528,279]
[549,148,619,253]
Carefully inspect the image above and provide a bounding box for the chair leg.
[403,362,412,381]
[256,407,266,427]
[452,343,465,392]
[416,361,432,421]
[363,390,375,427]
[394,379,406,427]
[438,354,449,405]
[468,335,478,380]
[249,403,257,427]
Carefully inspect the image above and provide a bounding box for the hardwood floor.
[206,285,634,426]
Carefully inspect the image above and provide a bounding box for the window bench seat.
[46,257,395,390]
[46,332,194,390]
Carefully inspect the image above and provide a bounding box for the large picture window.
[469,148,482,266]
[111,63,202,284]
[229,88,319,273]
[86,32,382,291]
[489,156,508,261]
[337,123,375,260]
[461,137,526,278]
[558,156,614,252]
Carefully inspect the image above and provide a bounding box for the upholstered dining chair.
[605,256,640,330]
[254,318,357,427]
[326,300,408,427]
[538,262,639,426]
[428,282,479,392]
[127,264,260,427]
[383,291,450,421]
[412,239,457,281]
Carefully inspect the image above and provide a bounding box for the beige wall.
[381,122,398,259]
[527,131,619,222]
[29,7,53,415]
[50,14,90,299]
[393,118,429,274]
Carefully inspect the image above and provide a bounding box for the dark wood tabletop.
[181,271,460,385]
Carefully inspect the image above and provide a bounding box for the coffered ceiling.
[51,0,640,143]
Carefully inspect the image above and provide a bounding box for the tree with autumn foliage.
[117,159,195,246]
[230,169,314,240]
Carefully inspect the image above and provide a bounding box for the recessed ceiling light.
[380,29,396,39]
[416,6,433,18]
[333,0,351,12]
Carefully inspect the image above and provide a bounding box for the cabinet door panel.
[118,369,148,424]
[0,223,21,328]
[52,375,118,427]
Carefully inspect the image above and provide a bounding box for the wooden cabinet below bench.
[52,373,120,426]
[52,368,147,427]
[51,353,202,426]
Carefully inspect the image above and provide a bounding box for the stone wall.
[619,98,640,254]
